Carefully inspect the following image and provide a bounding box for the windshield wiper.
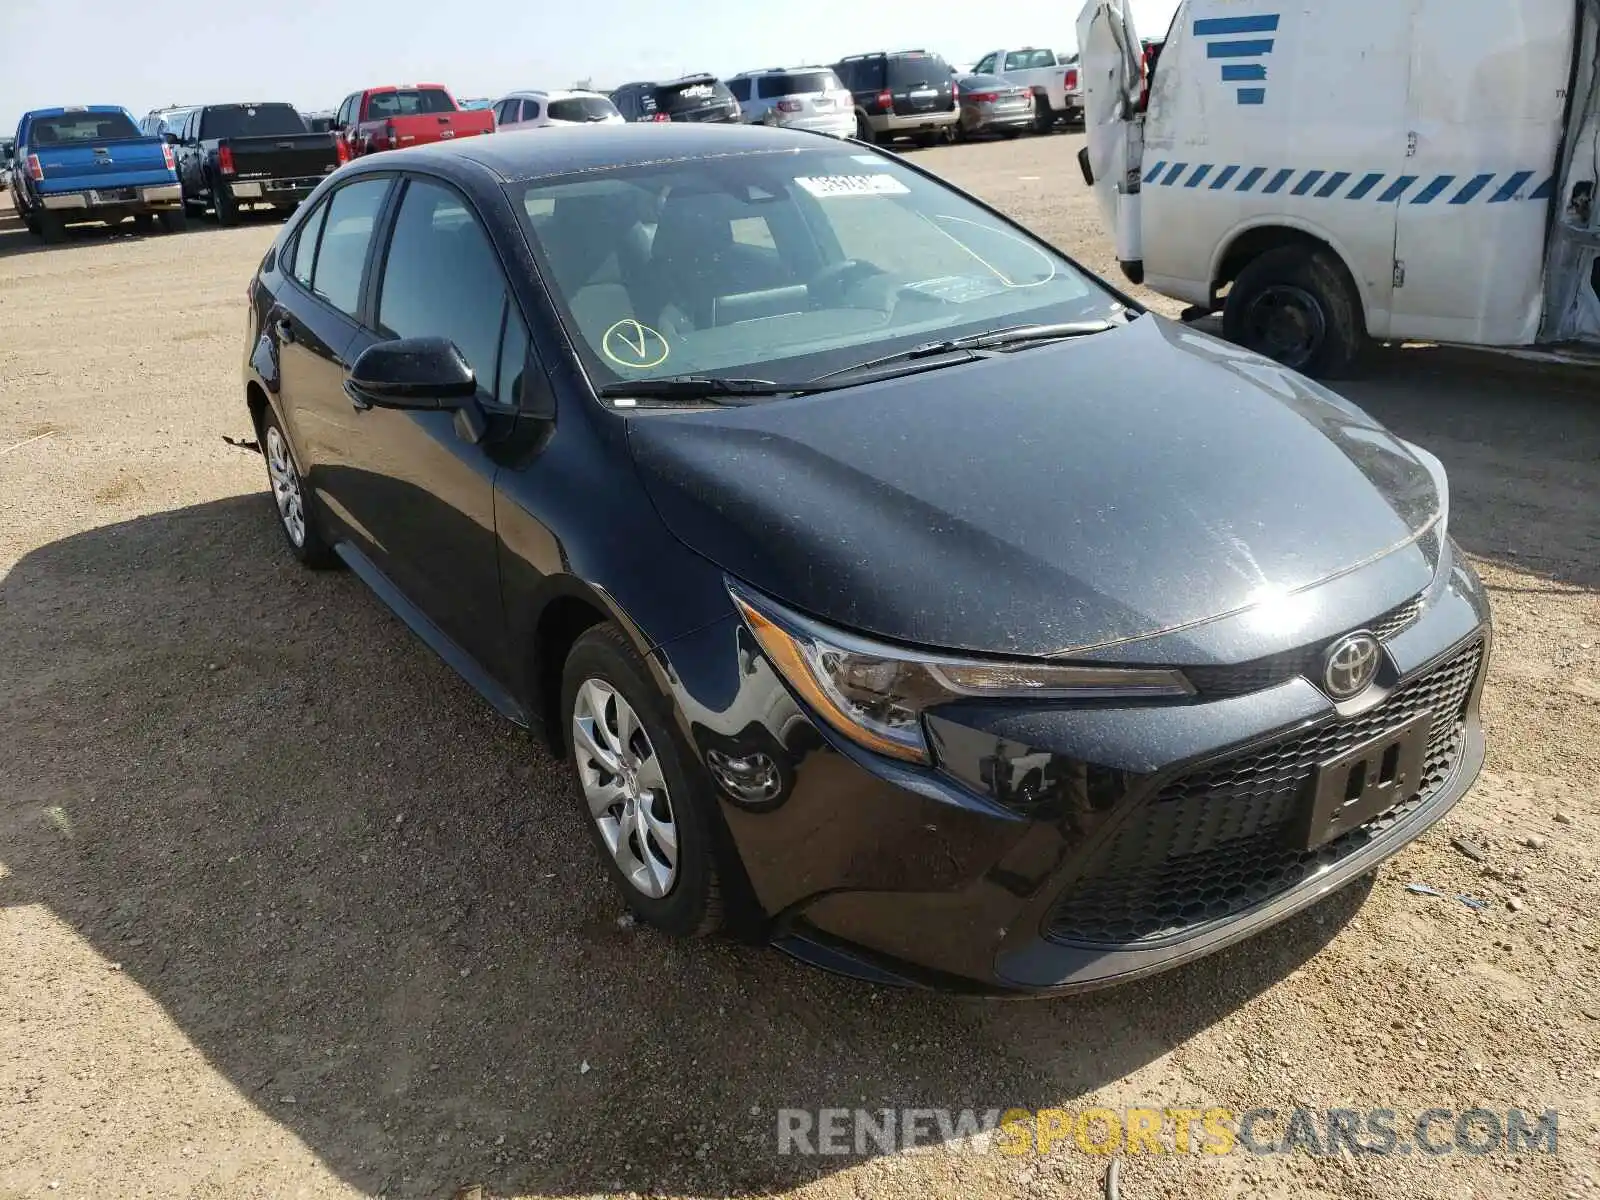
[597,376,792,402]
[806,320,1120,385]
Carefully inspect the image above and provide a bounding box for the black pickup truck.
[169,103,343,224]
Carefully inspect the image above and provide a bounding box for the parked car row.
[596,47,1085,146]
[7,42,1084,244]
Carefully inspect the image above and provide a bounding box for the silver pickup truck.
[971,47,1083,130]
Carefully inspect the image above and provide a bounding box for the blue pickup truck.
[7,106,187,242]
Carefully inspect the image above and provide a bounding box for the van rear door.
[1077,0,1145,275]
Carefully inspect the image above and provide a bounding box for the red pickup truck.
[332,85,494,158]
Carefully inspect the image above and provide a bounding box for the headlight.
[729,583,1193,764]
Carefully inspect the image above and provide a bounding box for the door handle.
[274,318,295,344]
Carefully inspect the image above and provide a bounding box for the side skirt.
[333,539,531,728]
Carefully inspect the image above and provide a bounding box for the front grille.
[1045,639,1482,947]
[1187,592,1427,698]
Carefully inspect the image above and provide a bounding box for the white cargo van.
[1076,0,1600,375]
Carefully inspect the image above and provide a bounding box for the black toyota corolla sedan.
[240,124,1490,994]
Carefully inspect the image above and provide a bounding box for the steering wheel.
[807,259,886,306]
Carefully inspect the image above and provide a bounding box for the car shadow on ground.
[0,493,1367,1198]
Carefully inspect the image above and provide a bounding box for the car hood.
[625,316,1441,658]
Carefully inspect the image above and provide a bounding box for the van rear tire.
[1223,245,1366,378]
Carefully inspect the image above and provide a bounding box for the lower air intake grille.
[1045,640,1482,947]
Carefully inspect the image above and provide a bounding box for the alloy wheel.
[571,678,679,899]
[265,425,307,547]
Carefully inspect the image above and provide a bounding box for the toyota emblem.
[1323,632,1381,700]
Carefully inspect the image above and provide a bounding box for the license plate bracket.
[1301,710,1433,849]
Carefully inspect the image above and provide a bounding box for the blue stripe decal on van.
[1411,175,1455,204]
[1220,64,1267,81]
[1316,171,1351,198]
[1262,168,1295,194]
[1347,173,1385,200]
[1236,88,1266,105]
[1193,14,1281,35]
[1378,176,1417,203]
[1140,166,1554,207]
[1207,39,1276,57]
[1291,170,1325,196]
[1450,174,1495,204]
[1489,171,1533,202]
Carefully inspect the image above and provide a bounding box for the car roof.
[393,122,850,184]
[730,65,836,78]
[24,105,130,119]
[500,89,608,102]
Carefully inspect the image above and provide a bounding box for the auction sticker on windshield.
[795,174,911,198]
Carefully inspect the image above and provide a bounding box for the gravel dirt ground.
[1,132,1597,1200]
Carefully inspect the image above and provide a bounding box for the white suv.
[725,67,855,138]
[492,90,624,131]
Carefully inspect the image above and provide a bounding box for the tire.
[854,113,876,144]
[36,211,67,244]
[259,407,337,568]
[1033,95,1054,134]
[561,623,723,938]
[1222,245,1367,378]
[132,212,156,234]
[213,182,239,226]
[158,207,188,234]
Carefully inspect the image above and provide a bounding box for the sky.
[2,0,1181,131]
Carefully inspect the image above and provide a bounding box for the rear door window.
[547,96,616,122]
[760,71,840,97]
[29,112,141,145]
[653,80,736,114]
[199,104,305,139]
[310,177,392,318]
[889,54,951,87]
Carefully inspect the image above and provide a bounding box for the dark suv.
[610,75,742,124]
[832,50,958,145]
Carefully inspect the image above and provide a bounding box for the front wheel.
[561,624,723,937]
[1222,245,1367,378]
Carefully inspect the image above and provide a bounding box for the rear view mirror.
[345,337,477,410]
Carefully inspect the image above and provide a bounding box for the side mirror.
[345,337,477,410]
[163,132,179,145]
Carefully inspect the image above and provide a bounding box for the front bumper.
[663,544,1491,995]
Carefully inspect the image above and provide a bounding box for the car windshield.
[30,112,141,144]
[199,104,306,139]
[654,80,734,112]
[548,96,617,122]
[763,71,842,97]
[368,89,456,117]
[514,145,1121,397]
